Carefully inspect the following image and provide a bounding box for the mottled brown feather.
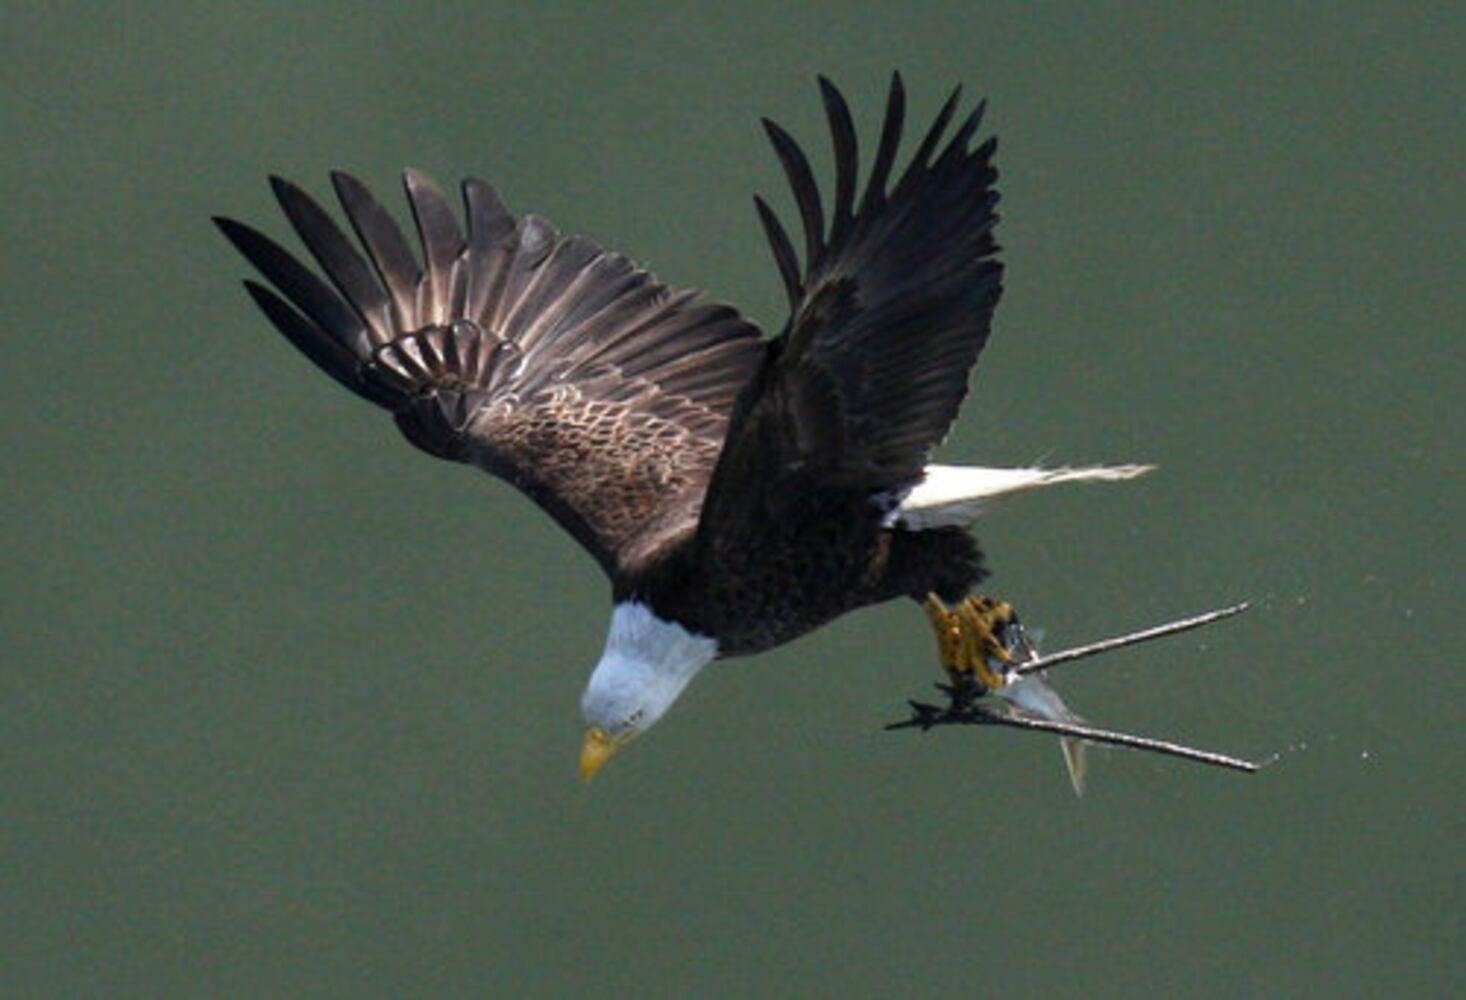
[215,172,765,578]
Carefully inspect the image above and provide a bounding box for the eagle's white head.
[579,601,719,781]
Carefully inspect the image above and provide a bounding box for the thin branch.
[886,600,1261,775]
[887,698,1260,773]
[1012,601,1251,677]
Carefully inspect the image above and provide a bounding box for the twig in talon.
[887,700,1260,773]
[1011,601,1251,678]
[896,597,1260,783]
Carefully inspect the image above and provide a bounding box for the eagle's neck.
[580,601,720,738]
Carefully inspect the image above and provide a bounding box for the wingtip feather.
[754,194,802,308]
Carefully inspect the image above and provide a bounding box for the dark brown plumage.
[217,171,765,578]
[215,71,1000,658]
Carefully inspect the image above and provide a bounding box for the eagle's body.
[216,75,1146,777]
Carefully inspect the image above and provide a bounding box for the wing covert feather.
[217,172,766,576]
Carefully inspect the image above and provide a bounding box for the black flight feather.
[706,74,1004,532]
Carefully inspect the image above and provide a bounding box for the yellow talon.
[920,593,1088,795]
[922,593,1020,691]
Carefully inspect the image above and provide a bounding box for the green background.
[5,2,1461,995]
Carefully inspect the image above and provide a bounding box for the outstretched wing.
[701,73,1003,532]
[215,171,765,577]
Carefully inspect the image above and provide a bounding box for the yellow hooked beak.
[579,726,631,783]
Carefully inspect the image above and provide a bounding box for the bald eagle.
[215,74,1147,781]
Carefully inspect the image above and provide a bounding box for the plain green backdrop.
[4,2,1461,995]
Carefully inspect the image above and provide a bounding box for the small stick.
[1011,601,1250,677]
[890,701,1260,772]
[887,600,1262,773]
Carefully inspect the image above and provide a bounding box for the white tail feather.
[892,463,1153,529]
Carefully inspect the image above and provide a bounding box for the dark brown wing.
[215,170,765,577]
[700,73,1003,534]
